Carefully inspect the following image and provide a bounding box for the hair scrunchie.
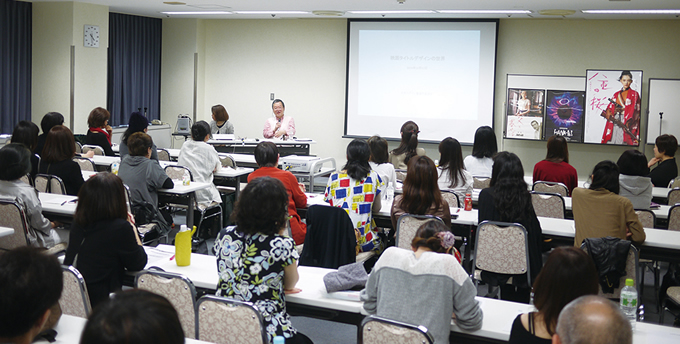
[436,231,456,249]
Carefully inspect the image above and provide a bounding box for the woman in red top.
[247,142,307,244]
[533,135,578,195]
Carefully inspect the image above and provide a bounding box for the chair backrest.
[472,177,491,189]
[395,214,445,250]
[359,315,434,344]
[668,204,680,231]
[164,165,193,182]
[196,295,267,344]
[668,188,680,206]
[440,190,461,208]
[157,148,171,161]
[581,241,639,299]
[532,181,569,197]
[0,197,30,250]
[299,205,356,269]
[135,270,197,338]
[82,145,105,156]
[219,155,236,168]
[73,156,96,172]
[59,265,92,318]
[530,191,565,219]
[75,141,82,154]
[635,209,655,229]
[34,174,50,193]
[473,221,530,281]
[19,174,32,186]
[49,175,67,195]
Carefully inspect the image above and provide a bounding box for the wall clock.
[84,25,99,48]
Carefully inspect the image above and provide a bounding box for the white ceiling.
[27,0,680,20]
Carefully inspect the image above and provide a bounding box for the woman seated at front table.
[325,139,384,253]
[0,143,62,248]
[263,99,295,139]
[478,151,543,303]
[617,150,653,210]
[63,173,147,308]
[178,121,222,210]
[391,155,451,229]
[464,126,497,178]
[247,141,307,245]
[210,104,234,135]
[361,220,483,344]
[367,135,397,187]
[532,135,578,196]
[389,121,426,171]
[119,112,158,161]
[647,134,678,187]
[214,177,312,344]
[39,125,86,196]
[85,107,115,156]
[508,247,598,344]
[572,161,645,247]
[437,137,473,205]
[118,132,174,229]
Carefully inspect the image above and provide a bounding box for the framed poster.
[584,70,643,146]
[505,88,545,140]
[544,90,585,142]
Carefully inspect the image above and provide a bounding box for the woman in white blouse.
[178,121,222,209]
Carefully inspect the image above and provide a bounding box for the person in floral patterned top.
[215,177,312,344]
[325,139,384,253]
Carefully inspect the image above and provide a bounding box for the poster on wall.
[505,88,545,140]
[544,90,585,142]
[583,70,643,146]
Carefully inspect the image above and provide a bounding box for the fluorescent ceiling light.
[161,11,232,15]
[348,10,436,14]
[582,9,680,14]
[233,11,310,14]
[437,10,531,14]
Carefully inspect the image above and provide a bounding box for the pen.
[60,199,77,206]
[169,255,175,261]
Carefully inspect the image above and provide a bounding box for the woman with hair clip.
[508,247,598,344]
[178,120,222,209]
[478,151,543,303]
[437,137,473,203]
[361,220,483,344]
[464,126,497,178]
[210,104,234,134]
[39,125,86,196]
[389,121,426,171]
[572,160,645,247]
[391,155,451,229]
[533,135,578,195]
[325,139,384,253]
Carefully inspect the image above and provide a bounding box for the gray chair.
[472,177,491,189]
[581,240,640,300]
[164,165,223,235]
[157,148,171,161]
[668,188,680,207]
[440,190,461,208]
[395,214,445,250]
[34,174,66,194]
[219,154,236,168]
[359,315,434,344]
[59,265,92,318]
[0,196,31,251]
[530,191,566,219]
[195,295,268,344]
[73,156,96,172]
[82,144,105,156]
[532,181,569,197]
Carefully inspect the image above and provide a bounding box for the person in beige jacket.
[572,160,645,247]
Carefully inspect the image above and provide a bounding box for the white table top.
[90,155,120,166]
[158,160,253,178]
[0,226,14,238]
[39,193,78,216]
[207,138,316,146]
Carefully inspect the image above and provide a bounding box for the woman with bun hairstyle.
[389,121,426,170]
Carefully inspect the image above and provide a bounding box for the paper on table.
[326,291,362,302]
[41,197,77,204]
[144,246,175,266]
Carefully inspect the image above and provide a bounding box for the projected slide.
[346,20,497,144]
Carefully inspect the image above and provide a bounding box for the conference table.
[140,245,680,344]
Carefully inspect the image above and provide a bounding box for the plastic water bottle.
[273,336,285,344]
[111,161,119,175]
[620,278,637,331]
[385,182,394,203]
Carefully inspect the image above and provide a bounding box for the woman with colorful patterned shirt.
[325,139,384,253]
[215,177,312,344]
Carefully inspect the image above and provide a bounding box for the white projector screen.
[345,20,498,144]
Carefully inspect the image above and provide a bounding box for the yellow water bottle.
[175,225,196,266]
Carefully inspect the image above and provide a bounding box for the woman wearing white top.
[367,135,397,187]
[438,137,473,204]
[178,121,222,208]
[464,126,497,178]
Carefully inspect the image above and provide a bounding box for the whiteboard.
[646,78,680,144]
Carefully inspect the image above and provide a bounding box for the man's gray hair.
[556,295,632,344]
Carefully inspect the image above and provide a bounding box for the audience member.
[647,134,678,187]
[437,137,473,205]
[39,125,85,196]
[361,220,483,343]
[80,289,184,344]
[553,295,632,344]
[35,112,64,155]
[572,160,645,247]
[178,121,222,209]
[367,135,397,187]
[118,132,174,230]
[0,143,62,248]
[119,111,157,161]
[464,126,497,178]
[389,121,425,170]
[248,141,307,245]
[0,247,62,344]
[325,139,384,253]
[210,104,234,134]
[215,177,312,344]
[533,135,578,195]
[478,151,543,303]
[85,107,114,156]
[509,247,598,344]
[264,99,295,139]
[391,156,451,229]
[10,120,40,178]
[617,149,652,209]
[63,172,147,307]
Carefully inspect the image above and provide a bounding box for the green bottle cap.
[625,278,634,286]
